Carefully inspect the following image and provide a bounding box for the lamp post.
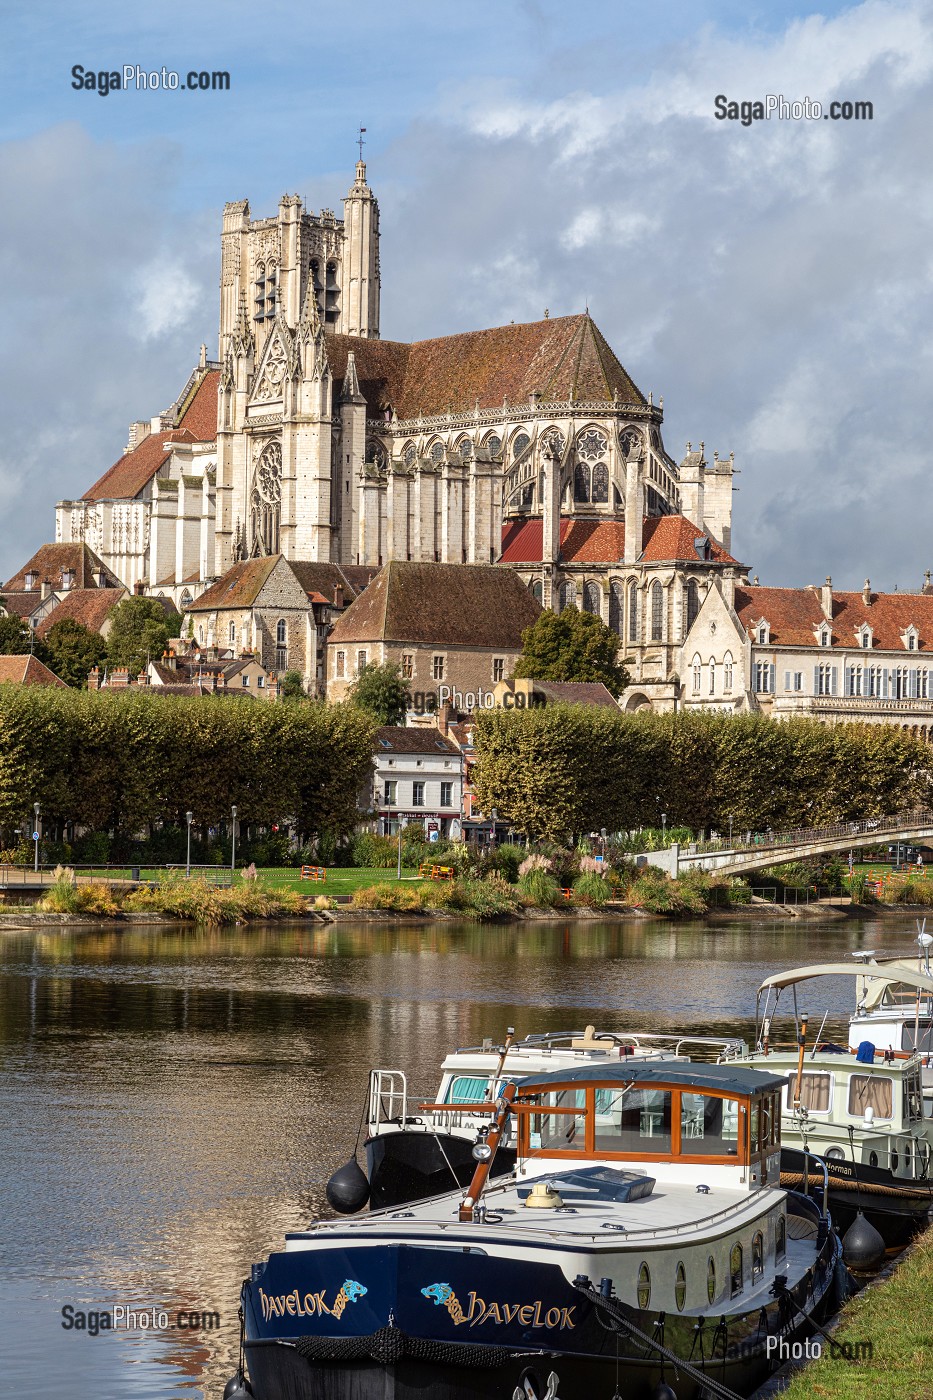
[661,812,667,845]
[601,827,608,861]
[186,811,194,878]
[231,805,237,879]
[33,802,40,874]
[490,808,498,850]
[397,816,407,881]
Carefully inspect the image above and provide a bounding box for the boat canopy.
[757,962,933,1003]
[512,1060,788,1097]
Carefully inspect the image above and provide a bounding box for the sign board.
[428,830,440,843]
[427,821,439,833]
[32,831,39,841]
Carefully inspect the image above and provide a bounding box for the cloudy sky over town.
[1,0,930,589]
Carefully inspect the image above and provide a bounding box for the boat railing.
[789,1121,933,1179]
[368,1069,409,1127]
[446,1031,747,1062]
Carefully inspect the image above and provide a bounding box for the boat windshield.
[680,1093,739,1156]
[444,1075,490,1104]
[593,1087,672,1153]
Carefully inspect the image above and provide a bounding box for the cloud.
[381,0,933,589]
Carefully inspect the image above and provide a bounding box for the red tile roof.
[376,725,460,755]
[499,514,737,565]
[533,681,619,707]
[4,542,121,592]
[37,588,128,638]
[329,561,541,649]
[82,370,219,502]
[0,655,67,687]
[0,592,47,620]
[185,556,280,611]
[326,314,644,420]
[736,586,933,652]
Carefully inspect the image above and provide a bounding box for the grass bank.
[781,1227,933,1399]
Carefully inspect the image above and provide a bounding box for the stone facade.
[182,556,320,686]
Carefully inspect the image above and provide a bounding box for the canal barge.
[237,1060,841,1400]
[353,1026,745,1211]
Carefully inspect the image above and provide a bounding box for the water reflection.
[0,915,914,1398]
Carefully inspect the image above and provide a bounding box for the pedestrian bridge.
[647,809,933,879]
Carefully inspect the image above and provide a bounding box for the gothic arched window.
[628,581,640,643]
[276,619,287,645]
[651,581,664,642]
[532,580,543,604]
[485,434,502,456]
[573,464,590,503]
[591,463,609,503]
[512,432,530,460]
[558,581,576,612]
[429,440,445,465]
[250,441,282,557]
[609,581,624,636]
[583,582,601,615]
[686,579,700,632]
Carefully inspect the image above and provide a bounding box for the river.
[0,914,918,1399]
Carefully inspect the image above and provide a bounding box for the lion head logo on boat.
[421,1283,453,1306]
[341,1280,367,1302]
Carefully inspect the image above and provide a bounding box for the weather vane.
[358,126,366,161]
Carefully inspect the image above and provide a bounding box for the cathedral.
[55,160,744,704]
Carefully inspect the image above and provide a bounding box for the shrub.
[74,831,111,864]
[351,882,425,912]
[518,853,551,877]
[458,874,520,920]
[577,855,603,875]
[351,832,399,869]
[40,866,81,914]
[493,842,525,883]
[517,868,562,908]
[845,869,871,904]
[572,872,612,908]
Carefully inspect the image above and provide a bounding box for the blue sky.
[1,0,930,588]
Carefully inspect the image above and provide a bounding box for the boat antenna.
[810,1008,830,1059]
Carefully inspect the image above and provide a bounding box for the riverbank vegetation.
[39,868,307,924]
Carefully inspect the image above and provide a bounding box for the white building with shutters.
[680,573,933,740]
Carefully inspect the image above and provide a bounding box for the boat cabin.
[506,1062,787,1191]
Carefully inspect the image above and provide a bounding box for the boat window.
[445,1076,489,1104]
[730,1243,743,1297]
[706,1256,716,1304]
[681,1093,740,1156]
[752,1232,764,1281]
[789,1072,832,1113]
[904,1071,924,1123]
[675,1262,687,1312]
[848,1074,893,1120]
[637,1262,651,1310]
[901,1022,933,1053]
[593,1087,672,1153]
[776,1214,786,1260]
[750,1103,760,1151]
[532,1089,587,1152]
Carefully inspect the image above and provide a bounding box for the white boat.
[331,1027,746,1211]
[237,1060,842,1400]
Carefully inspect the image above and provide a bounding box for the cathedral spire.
[340,350,366,405]
[232,291,253,357]
[299,272,323,341]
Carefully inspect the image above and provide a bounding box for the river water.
[0,914,918,1399]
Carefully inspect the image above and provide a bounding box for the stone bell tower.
[338,161,380,339]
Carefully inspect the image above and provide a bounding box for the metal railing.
[0,863,234,888]
[689,808,933,858]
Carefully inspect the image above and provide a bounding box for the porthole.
[869,1150,879,1167]
[892,1150,899,1172]
[675,1262,687,1312]
[706,1256,716,1304]
[752,1232,764,1281]
[637,1262,651,1310]
[825,1146,845,1160]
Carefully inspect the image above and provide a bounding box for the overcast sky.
[1,0,930,591]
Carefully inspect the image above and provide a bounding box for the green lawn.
[255,865,421,897]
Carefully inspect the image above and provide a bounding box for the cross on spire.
[357,126,366,161]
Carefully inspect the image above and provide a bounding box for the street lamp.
[231,805,237,878]
[186,811,194,878]
[33,802,40,874]
[397,816,407,881]
[661,812,667,845]
[601,827,608,861]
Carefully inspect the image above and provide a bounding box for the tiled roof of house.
[499,514,737,566]
[376,725,460,755]
[328,561,542,649]
[82,369,219,501]
[0,655,68,687]
[339,565,380,593]
[533,680,619,707]
[736,586,933,652]
[36,587,128,638]
[287,561,359,605]
[4,542,121,592]
[185,557,280,611]
[0,592,47,620]
[326,314,644,420]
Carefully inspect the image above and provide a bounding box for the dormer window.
[819,628,831,648]
[857,625,872,649]
[903,626,919,652]
[24,570,37,591]
[756,622,769,645]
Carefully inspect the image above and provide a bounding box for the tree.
[514,606,630,696]
[280,670,306,701]
[43,618,108,688]
[106,597,179,675]
[347,662,410,726]
[0,600,43,657]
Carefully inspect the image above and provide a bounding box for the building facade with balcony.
[681,574,933,739]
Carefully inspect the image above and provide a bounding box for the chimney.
[721,568,736,610]
[821,575,833,620]
[40,578,51,600]
[110,668,130,688]
[88,666,101,691]
[862,578,872,606]
[333,584,343,609]
[134,579,144,596]
[437,702,455,737]
[136,671,149,686]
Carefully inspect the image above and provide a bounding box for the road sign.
[428,830,440,843]
[32,832,39,841]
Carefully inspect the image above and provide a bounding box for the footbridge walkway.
[648,808,933,879]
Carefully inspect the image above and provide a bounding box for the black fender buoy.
[222,1370,254,1400]
[652,1384,678,1400]
[326,1157,370,1213]
[842,1210,885,1271]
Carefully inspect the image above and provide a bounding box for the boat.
[740,962,933,1247]
[339,1026,746,1212]
[233,1059,842,1400]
